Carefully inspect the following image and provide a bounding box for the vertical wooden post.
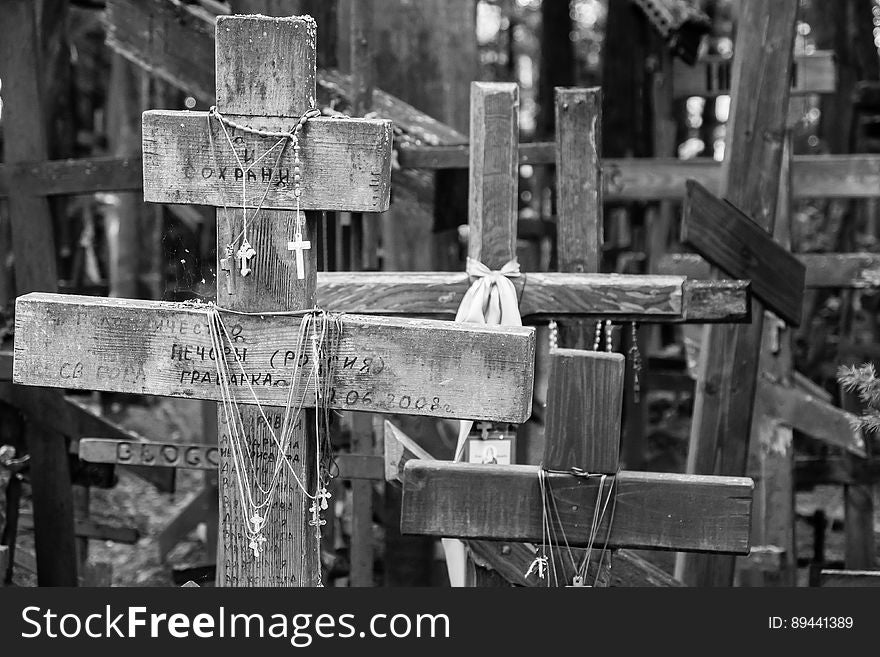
[676,0,798,587]
[215,16,319,587]
[741,135,797,586]
[555,87,602,350]
[0,0,78,586]
[468,82,519,270]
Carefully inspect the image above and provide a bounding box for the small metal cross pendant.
[287,235,311,280]
[236,239,257,277]
[219,245,234,294]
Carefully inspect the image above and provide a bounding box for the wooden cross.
[316,82,751,324]
[12,15,537,588]
[397,348,754,585]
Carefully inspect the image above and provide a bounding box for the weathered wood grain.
[468,82,519,269]
[543,350,623,474]
[682,180,805,326]
[756,378,865,458]
[384,420,680,586]
[106,0,217,103]
[1,0,79,587]
[14,293,536,423]
[401,462,753,553]
[555,88,602,273]
[660,251,880,290]
[79,436,383,480]
[142,111,392,212]
[9,152,880,203]
[680,0,798,589]
[672,51,836,99]
[316,271,750,322]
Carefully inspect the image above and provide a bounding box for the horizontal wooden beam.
[682,180,805,325]
[78,437,383,480]
[6,153,880,204]
[13,293,535,423]
[757,378,866,458]
[106,0,468,147]
[19,515,140,544]
[658,252,880,290]
[401,461,753,554]
[142,111,392,212]
[672,51,836,99]
[796,457,880,488]
[317,272,750,323]
[819,569,880,587]
[384,420,680,586]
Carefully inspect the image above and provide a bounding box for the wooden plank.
[659,251,880,290]
[80,438,219,470]
[19,515,140,544]
[384,421,679,586]
[468,82,518,269]
[401,462,753,553]
[8,153,880,202]
[757,378,865,457]
[0,546,7,586]
[106,0,217,104]
[0,156,143,198]
[819,570,880,587]
[317,271,752,322]
[555,87,602,273]
[543,350,624,474]
[158,485,215,561]
[106,0,468,147]
[0,0,79,588]
[14,293,535,423]
[142,111,392,212]
[682,180,805,326]
[678,0,798,588]
[672,51,836,99]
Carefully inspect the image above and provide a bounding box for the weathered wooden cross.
[394,346,753,586]
[12,14,538,587]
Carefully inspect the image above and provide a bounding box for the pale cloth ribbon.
[442,256,523,587]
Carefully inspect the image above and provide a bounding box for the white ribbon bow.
[442,257,524,587]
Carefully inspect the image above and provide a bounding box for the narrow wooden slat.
[157,485,215,561]
[796,457,880,488]
[682,180,805,326]
[317,271,750,322]
[543,350,624,474]
[19,516,140,544]
[672,51,836,99]
[383,419,433,485]
[14,293,535,423]
[106,0,217,103]
[401,462,753,553]
[468,82,518,269]
[7,153,880,202]
[555,87,601,273]
[142,111,392,212]
[80,438,219,470]
[819,569,880,587]
[659,252,880,290]
[757,378,865,458]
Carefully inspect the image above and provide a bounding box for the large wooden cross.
[396,347,753,585]
[12,14,537,587]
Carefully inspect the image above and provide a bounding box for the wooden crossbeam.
[9,153,880,202]
[142,111,392,212]
[658,252,880,290]
[672,51,836,99]
[78,437,384,480]
[383,420,682,586]
[13,293,535,423]
[682,180,805,326]
[317,271,749,322]
[19,515,140,545]
[401,462,753,553]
